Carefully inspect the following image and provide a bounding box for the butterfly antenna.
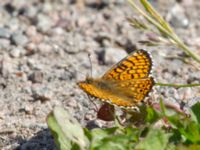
[88,53,93,77]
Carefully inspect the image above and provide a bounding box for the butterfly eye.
[86,78,92,84]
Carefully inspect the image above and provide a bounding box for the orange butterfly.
[78,49,154,109]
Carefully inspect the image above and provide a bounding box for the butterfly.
[78,49,154,109]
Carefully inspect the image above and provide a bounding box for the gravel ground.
[0,0,200,149]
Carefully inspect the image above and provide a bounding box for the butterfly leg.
[87,95,99,112]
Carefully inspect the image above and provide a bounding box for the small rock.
[166,3,189,28]
[25,6,38,18]
[169,59,184,74]
[0,39,10,49]
[19,105,33,115]
[177,88,192,100]
[64,33,84,54]
[28,71,43,83]
[27,58,43,70]
[67,98,78,108]
[31,84,53,102]
[26,26,43,44]
[37,43,52,54]
[84,112,96,121]
[102,48,127,65]
[0,27,11,38]
[25,43,37,55]
[25,26,37,37]
[0,54,15,77]
[52,27,65,35]
[59,69,77,80]
[6,18,19,31]
[37,14,53,32]
[11,32,28,46]
[9,46,25,58]
[179,0,193,7]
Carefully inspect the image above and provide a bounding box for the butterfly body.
[78,50,154,108]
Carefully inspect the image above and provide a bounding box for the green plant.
[47,102,200,150]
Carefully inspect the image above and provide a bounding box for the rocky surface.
[0,0,200,149]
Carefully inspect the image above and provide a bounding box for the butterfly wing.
[78,49,154,108]
[79,77,154,108]
[110,77,154,105]
[102,49,152,80]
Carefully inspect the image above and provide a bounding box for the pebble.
[102,48,127,64]
[0,27,11,38]
[9,46,25,58]
[25,26,37,37]
[25,6,38,18]
[27,59,43,70]
[19,105,33,115]
[31,84,53,102]
[166,3,189,28]
[59,70,76,80]
[5,18,19,31]
[84,111,96,121]
[180,0,193,7]
[67,98,78,108]
[28,71,44,83]
[37,43,52,54]
[25,43,37,55]
[64,33,85,54]
[26,26,43,44]
[37,14,53,33]
[11,32,28,46]
[0,54,15,77]
[0,39,10,49]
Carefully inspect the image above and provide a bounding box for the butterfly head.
[78,76,95,89]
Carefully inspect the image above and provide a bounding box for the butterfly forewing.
[102,50,152,80]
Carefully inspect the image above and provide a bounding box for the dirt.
[0,0,200,149]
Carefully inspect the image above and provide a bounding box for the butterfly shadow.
[14,128,56,150]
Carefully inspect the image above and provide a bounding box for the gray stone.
[0,27,11,38]
[0,54,15,77]
[9,46,25,58]
[63,33,84,54]
[11,32,28,46]
[103,47,127,64]
[37,14,52,32]
[28,71,43,83]
[166,3,189,28]
[0,39,10,49]
[25,6,38,18]
[31,84,53,102]
[27,58,43,70]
